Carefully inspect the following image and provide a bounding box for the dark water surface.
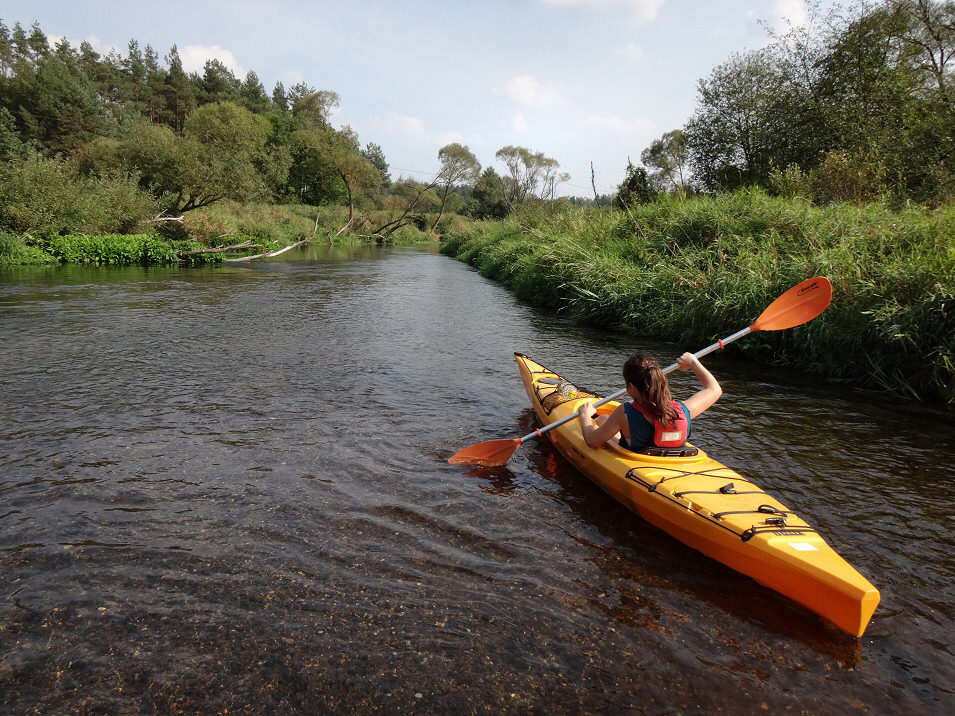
[1,245,953,714]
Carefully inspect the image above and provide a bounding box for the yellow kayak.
[515,352,880,637]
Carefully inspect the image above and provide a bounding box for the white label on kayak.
[789,542,818,551]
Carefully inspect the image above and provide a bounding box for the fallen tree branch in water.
[178,240,265,258]
[225,237,312,262]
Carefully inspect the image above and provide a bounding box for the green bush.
[45,234,180,265]
[0,154,159,237]
[184,201,319,244]
[0,233,57,265]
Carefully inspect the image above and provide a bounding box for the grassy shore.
[439,190,954,405]
[0,202,436,267]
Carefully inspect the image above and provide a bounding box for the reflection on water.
[1,245,953,713]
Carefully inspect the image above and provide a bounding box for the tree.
[432,143,480,230]
[141,44,167,125]
[271,81,289,112]
[161,46,195,133]
[640,129,690,192]
[686,0,955,203]
[684,50,789,192]
[25,22,49,64]
[291,86,339,128]
[289,125,379,222]
[325,125,381,225]
[615,160,655,207]
[370,177,440,241]
[817,0,955,202]
[88,106,272,216]
[3,55,109,155]
[361,142,391,187]
[495,145,569,206]
[0,21,13,77]
[184,100,270,152]
[239,70,270,114]
[0,106,27,161]
[197,59,240,105]
[899,0,955,105]
[463,167,509,219]
[9,22,29,68]
[895,0,955,199]
[180,101,271,209]
[89,122,189,210]
[120,39,155,121]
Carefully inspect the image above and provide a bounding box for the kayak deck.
[515,353,879,637]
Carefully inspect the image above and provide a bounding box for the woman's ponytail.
[622,354,678,427]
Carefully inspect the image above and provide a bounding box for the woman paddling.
[577,352,722,452]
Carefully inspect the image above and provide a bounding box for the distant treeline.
[2,0,955,262]
[2,1,955,247]
[0,17,575,246]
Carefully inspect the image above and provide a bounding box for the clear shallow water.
[1,244,953,714]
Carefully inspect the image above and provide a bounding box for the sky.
[4,0,834,198]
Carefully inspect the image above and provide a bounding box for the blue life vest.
[622,400,691,451]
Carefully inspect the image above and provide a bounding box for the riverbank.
[0,201,437,266]
[439,190,954,405]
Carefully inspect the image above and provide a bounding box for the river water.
[1,244,952,714]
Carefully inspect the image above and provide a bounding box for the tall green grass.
[440,190,955,404]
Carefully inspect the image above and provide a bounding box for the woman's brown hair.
[622,354,679,426]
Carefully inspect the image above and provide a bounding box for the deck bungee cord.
[623,463,820,543]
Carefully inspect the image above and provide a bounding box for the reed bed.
[440,191,954,405]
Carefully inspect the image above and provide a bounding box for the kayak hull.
[515,353,879,637]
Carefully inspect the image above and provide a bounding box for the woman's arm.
[578,402,627,448]
[677,352,722,419]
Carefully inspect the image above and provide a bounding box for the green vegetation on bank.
[0,201,438,266]
[440,191,955,405]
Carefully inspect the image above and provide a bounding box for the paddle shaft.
[515,325,752,445]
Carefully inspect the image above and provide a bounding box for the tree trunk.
[225,237,311,262]
[178,240,264,258]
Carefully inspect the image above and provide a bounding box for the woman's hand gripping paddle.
[448,277,833,468]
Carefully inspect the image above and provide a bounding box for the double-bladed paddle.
[449,276,833,468]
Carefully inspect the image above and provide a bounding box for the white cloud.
[536,0,666,23]
[616,42,646,61]
[500,75,564,108]
[513,113,528,131]
[178,45,244,77]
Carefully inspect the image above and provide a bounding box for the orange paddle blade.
[750,277,832,332]
[448,438,522,467]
